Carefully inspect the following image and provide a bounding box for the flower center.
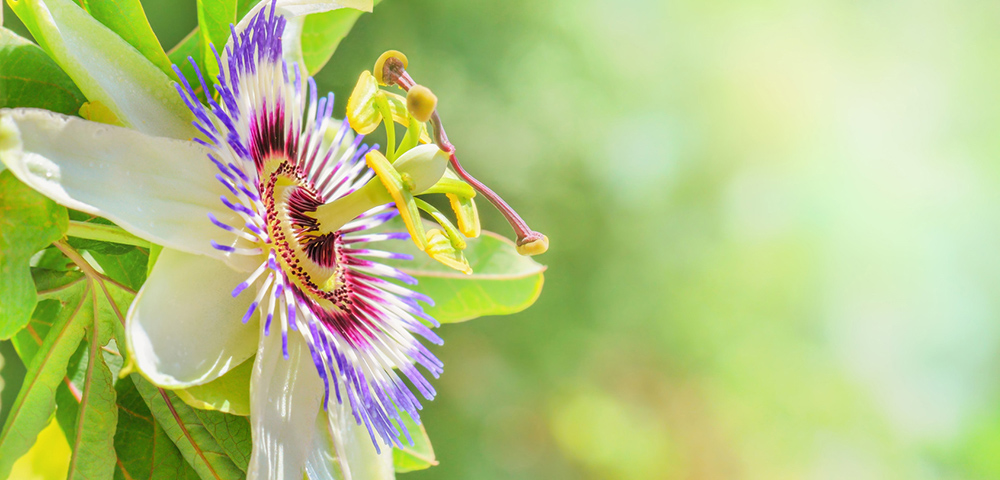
[259,154,350,311]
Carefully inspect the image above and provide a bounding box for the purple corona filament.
[174,0,442,453]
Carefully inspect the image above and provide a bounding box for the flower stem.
[65,220,151,248]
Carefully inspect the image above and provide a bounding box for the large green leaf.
[0,27,87,114]
[114,375,201,480]
[0,171,68,340]
[0,270,89,479]
[196,0,237,79]
[392,411,437,473]
[15,247,136,478]
[300,5,368,75]
[192,408,253,473]
[84,0,176,79]
[131,375,246,480]
[379,219,547,323]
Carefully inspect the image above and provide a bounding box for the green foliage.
[0,171,68,339]
[131,375,247,480]
[192,408,253,472]
[300,8,367,75]
[0,265,90,478]
[195,0,237,79]
[167,29,205,102]
[0,27,87,114]
[83,0,176,79]
[65,328,118,480]
[114,375,201,480]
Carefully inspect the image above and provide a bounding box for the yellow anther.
[346,71,382,134]
[516,235,549,256]
[365,150,427,250]
[406,85,437,123]
[447,193,481,238]
[374,50,408,86]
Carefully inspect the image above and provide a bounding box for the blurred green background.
[7,0,1000,478]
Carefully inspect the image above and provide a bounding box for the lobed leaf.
[18,250,135,478]
[114,375,201,480]
[131,375,245,480]
[192,408,253,473]
[0,27,87,114]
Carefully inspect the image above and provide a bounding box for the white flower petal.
[305,387,395,480]
[10,0,196,138]
[126,249,260,388]
[0,108,255,269]
[247,330,325,480]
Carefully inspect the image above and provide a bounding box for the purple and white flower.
[1,0,547,478]
[1,0,450,478]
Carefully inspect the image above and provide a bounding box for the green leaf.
[0,270,89,479]
[84,0,176,79]
[393,411,437,473]
[12,245,135,478]
[89,248,149,291]
[175,356,253,416]
[131,375,245,480]
[191,408,253,473]
[114,375,201,480]
[300,7,367,75]
[196,0,237,79]
[236,0,256,19]
[379,219,547,323]
[0,171,68,340]
[66,318,118,480]
[0,27,87,114]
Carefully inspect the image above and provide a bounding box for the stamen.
[377,52,548,256]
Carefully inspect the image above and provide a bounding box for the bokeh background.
[7,0,1000,478]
